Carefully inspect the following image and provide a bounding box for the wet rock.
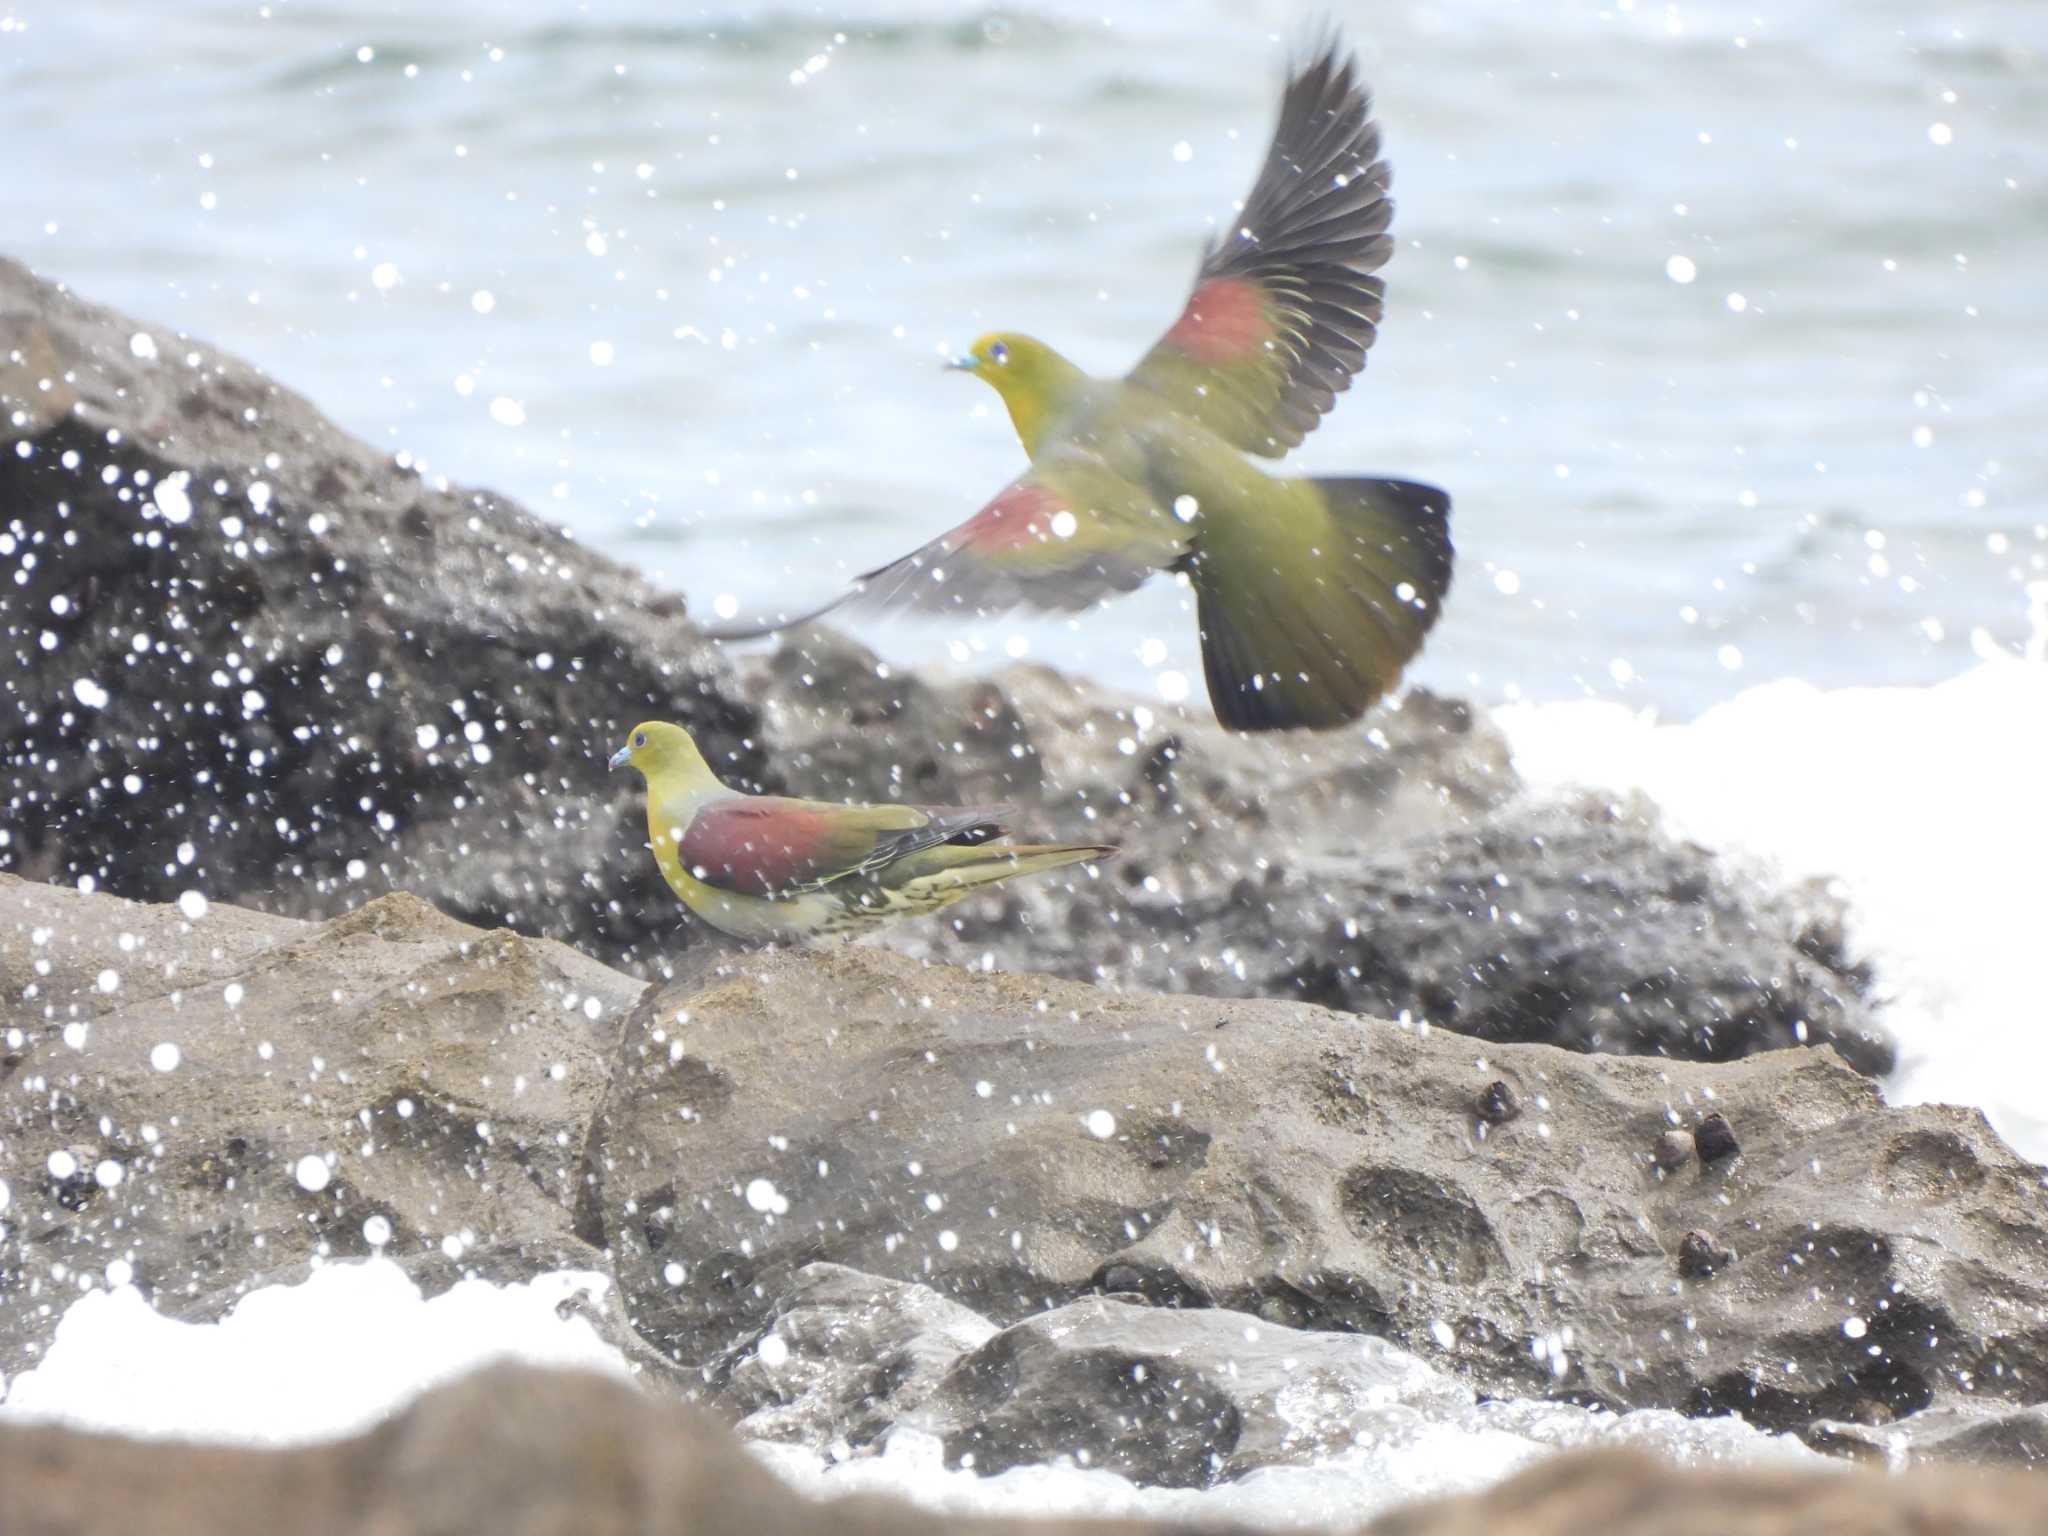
[1808,1400,2048,1468]
[922,1296,1470,1487]
[0,1360,1224,1536]
[720,1263,997,1453]
[1475,1080,1521,1125]
[1678,1230,1735,1279]
[1652,1130,1697,1171]
[1695,1112,1741,1163]
[1,265,1889,1074]
[0,256,758,975]
[6,1358,2029,1536]
[1364,1444,2043,1536]
[594,943,2046,1437]
[0,873,641,1379]
[822,646,1890,1070]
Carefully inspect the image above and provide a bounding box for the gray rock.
[593,944,2044,1437]
[0,874,641,1378]
[723,1262,998,1452]
[922,1296,1470,1487]
[0,1360,1240,1536]
[1,263,1889,1075]
[1363,1442,2044,1536]
[1808,1401,2048,1468]
[0,1357,2017,1536]
[0,256,756,975]
[749,630,1891,1073]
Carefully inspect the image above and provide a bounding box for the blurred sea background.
[5,0,2042,715]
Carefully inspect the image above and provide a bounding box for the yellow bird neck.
[986,347,1088,460]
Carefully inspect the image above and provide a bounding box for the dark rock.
[0,256,757,975]
[923,1296,1470,1487]
[1678,1230,1735,1279]
[593,943,2048,1437]
[0,873,641,1379]
[1695,1112,1741,1163]
[1,265,1890,1075]
[720,1263,997,1453]
[1652,1130,1697,1171]
[1475,1080,1521,1124]
[747,629,1890,1073]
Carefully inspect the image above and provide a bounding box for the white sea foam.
[0,1261,625,1443]
[0,1259,1815,1529]
[1497,649,2048,1161]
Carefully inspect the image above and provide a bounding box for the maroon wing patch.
[675,797,855,896]
[1160,276,1269,366]
[949,478,1064,554]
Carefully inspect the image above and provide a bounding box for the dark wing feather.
[1126,36,1393,457]
[703,461,1191,638]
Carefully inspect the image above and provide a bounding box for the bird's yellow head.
[608,720,717,789]
[946,331,1086,456]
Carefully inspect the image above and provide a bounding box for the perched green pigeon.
[715,35,1452,732]
[609,721,1115,943]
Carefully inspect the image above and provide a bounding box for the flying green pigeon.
[714,36,1452,732]
[609,721,1114,943]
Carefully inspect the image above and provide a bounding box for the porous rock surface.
[2,257,1891,1071]
[0,872,636,1375]
[5,877,2045,1476]
[748,627,1891,1072]
[598,943,2044,1438]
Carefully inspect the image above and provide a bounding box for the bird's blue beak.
[944,352,978,371]
[607,746,631,772]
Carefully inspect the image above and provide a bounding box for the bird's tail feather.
[902,841,1116,890]
[1193,476,1452,732]
[693,592,850,642]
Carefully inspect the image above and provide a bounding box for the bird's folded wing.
[672,796,1007,896]
[1125,38,1392,458]
[842,462,1190,619]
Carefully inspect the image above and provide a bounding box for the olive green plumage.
[609,722,1115,944]
[712,35,1454,733]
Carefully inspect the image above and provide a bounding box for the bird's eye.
[632,732,646,748]
[989,341,1009,364]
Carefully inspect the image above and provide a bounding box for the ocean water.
[4,0,2043,714]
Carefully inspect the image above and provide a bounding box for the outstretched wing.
[673,796,1007,897]
[693,461,1187,641]
[1125,37,1392,458]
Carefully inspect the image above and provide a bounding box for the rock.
[0,256,759,974]
[1363,1444,2041,1536]
[0,1360,1222,1536]
[0,873,642,1379]
[1808,1400,2048,1468]
[1475,1080,1521,1125]
[747,630,1889,1073]
[1652,1130,1696,1171]
[921,1295,1471,1487]
[1677,1230,1735,1279]
[2,1361,2040,1535]
[720,1263,998,1453]
[1695,1112,1741,1163]
[593,943,2046,1437]
[1,264,1890,1074]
